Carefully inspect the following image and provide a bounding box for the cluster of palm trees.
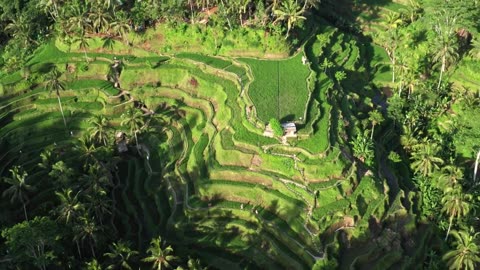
[0,107,206,268]
[399,122,479,268]
[376,1,480,98]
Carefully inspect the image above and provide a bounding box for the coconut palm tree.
[438,165,463,189]
[469,38,480,59]
[49,160,75,187]
[38,0,63,21]
[5,16,33,47]
[104,241,139,270]
[88,6,112,33]
[368,109,384,140]
[433,11,459,91]
[273,0,307,38]
[74,213,101,258]
[442,187,472,240]
[400,124,419,153]
[2,166,33,220]
[75,136,100,169]
[66,4,90,35]
[88,115,110,146]
[142,236,178,270]
[110,14,131,44]
[410,141,444,177]
[85,259,102,270]
[187,257,206,270]
[443,230,480,270]
[45,68,67,128]
[54,188,84,224]
[102,35,116,51]
[75,32,90,62]
[121,108,145,148]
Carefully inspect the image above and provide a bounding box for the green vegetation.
[241,53,311,122]
[1,0,480,269]
[269,118,284,137]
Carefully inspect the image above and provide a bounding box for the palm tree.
[38,0,62,21]
[187,257,206,270]
[443,230,480,270]
[102,35,116,51]
[2,166,33,220]
[400,0,422,23]
[88,6,112,33]
[377,29,400,84]
[54,188,84,224]
[75,32,90,62]
[400,124,419,153]
[469,38,480,59]
[438,165,463,189]
[49,160,75,187]
[88,115,110,146]
[104,241,139,270]
[74,213,101,258]
[75,136,100,169]
[320,58,333,75]
[5,16,32,47]
[142,236,178,270]
[433,11,459,91]
[410,141,444,177]
[121,108,145,148]
[85,259,103,270]
[368,109,384,140]
[442,187,472,240]
[273,0,307,38]
[110,14,131,44]
[66,4,90,35]
[45,67,67,128]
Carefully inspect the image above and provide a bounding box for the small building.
[281,122,297,137]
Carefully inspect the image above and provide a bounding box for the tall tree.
[88,115,110,146]
[45,67,67,128]
[368,109,384,140]
[74,213,100,258]
[410,141,444,177]
[121,108,145,148]
[75,32,90,62]
[142,236,178,270]
[54,188,84,224]
[273,0,307,38]
[433,10,459,91]
[2,166,33,220]
[104,241,138,270]
[1,217,60,270]
[442,187,472,240]
[438,165,463,189]
[443,230,480,270]
[88,6,112,33]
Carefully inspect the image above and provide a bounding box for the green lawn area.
[240,53,311,122]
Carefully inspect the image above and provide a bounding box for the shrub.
[269,118,283,136]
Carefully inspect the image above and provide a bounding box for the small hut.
[281,122,297,137]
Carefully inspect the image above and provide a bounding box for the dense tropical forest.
[1,0,480,269]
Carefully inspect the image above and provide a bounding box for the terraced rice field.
[0,24,395,268]
[240,53,312,122]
